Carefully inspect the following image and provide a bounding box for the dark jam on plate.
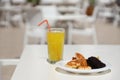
[87,57,106,69]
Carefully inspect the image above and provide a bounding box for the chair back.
[11,0,26,4]
[67,6,98,44]
[41,0,62,4]
[41,5,59,26]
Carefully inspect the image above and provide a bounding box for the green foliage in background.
[27,0,40,5]
[89,0,96,6]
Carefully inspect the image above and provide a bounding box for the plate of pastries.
[56,52,111,73]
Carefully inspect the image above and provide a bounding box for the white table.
[35,5,87,21]
[11,45,120,80]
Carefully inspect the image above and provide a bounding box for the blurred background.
[0,0,120,80]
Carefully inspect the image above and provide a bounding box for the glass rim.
[47,28,65,32]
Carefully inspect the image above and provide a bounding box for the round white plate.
[56,60,111,73]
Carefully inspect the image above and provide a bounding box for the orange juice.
[47,28,65,63]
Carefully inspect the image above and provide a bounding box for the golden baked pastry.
[78,66,91,70]
[75,53,88,66]
[66,53,91,70]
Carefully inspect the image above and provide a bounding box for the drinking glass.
[47,28,65,64]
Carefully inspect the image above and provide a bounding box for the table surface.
[11,45,120,80]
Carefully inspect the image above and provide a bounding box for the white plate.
[56,60,111,73]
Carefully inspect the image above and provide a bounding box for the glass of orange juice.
[47,28,65,64]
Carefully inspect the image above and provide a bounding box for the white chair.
[66,0,80,3]
[113,5,120,27]
[31,5,59,44]
[23,9,47,44]
[98,0,114,5]
[62,0,80,5]
[68,6,98,44]
[41,0,62,5]
[0,0,12,27]
[40,5,59,27]
[68,22,98,44]
[97,0,115,21]
[25,25,47,44]
[11,0,26,4]
[10,14,24,27]
[1,0,11,2]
